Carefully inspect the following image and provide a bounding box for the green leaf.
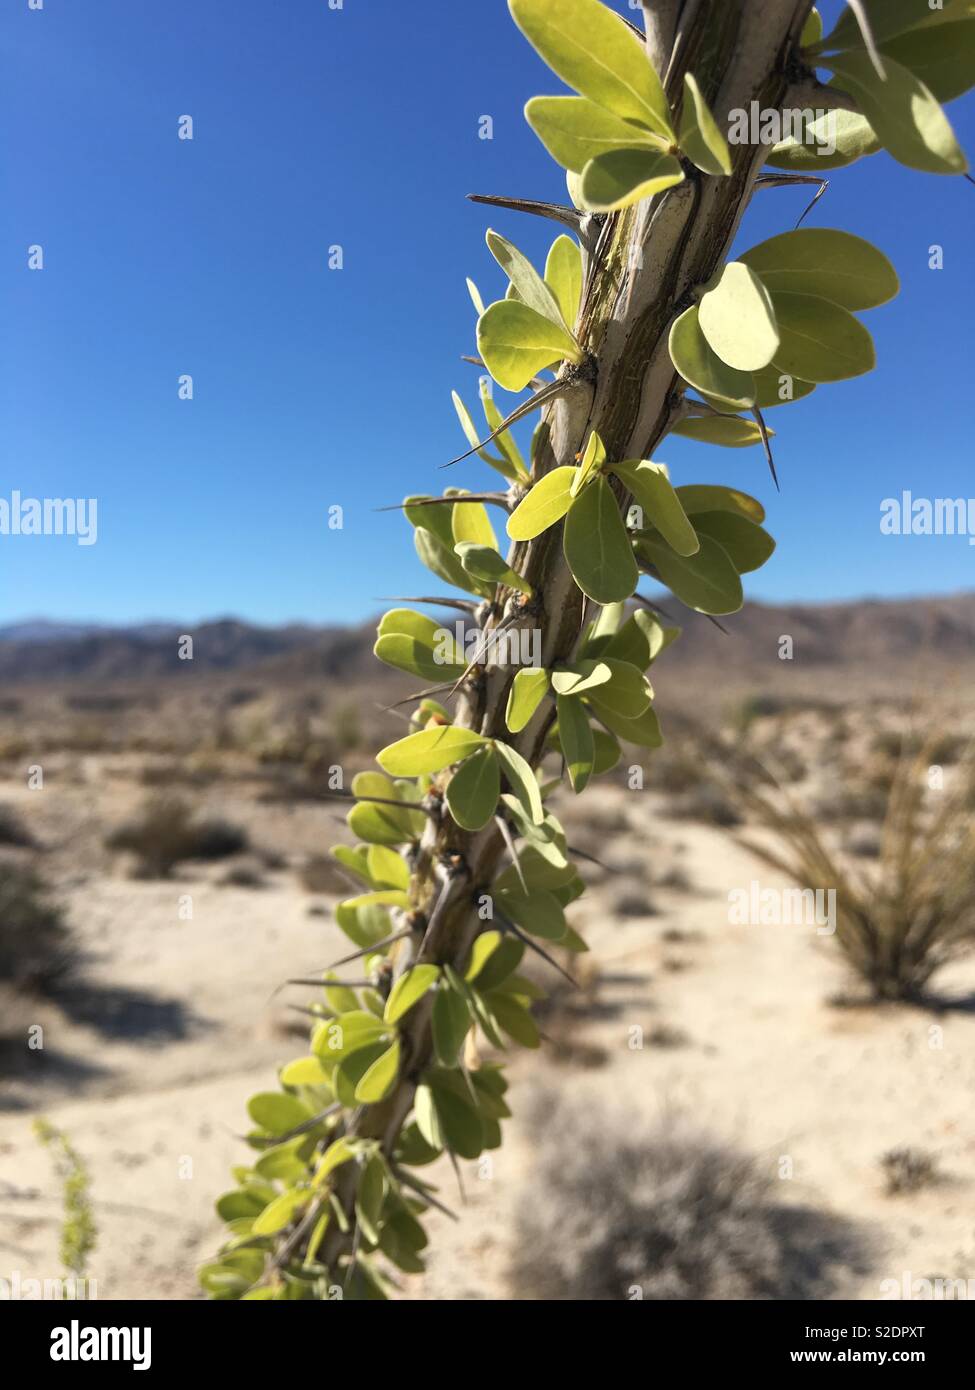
[495,888,567,942]
[675,484,765,524]
[486,228,568,329]
[563,475,639,603]
[375,610,466,681]
[586,699,662,749]
[355,1155,386,1244]
[455,542,532,597]
[697,262,780,371]
[466,278,486,315]
[377,725,487,777]
[247,1092,313,1135]
[279,1055,331,1088]
[452,390,505,467]
[679,71,731,175]
[586,658,652,718]
[432,985,472,1067]
[445,744,501,831]
[822,0,973,51]
[669,305,756,410]
[314,1009,391,1062]
[740,228,898,311]
[415,525,491,598]
[510,0,674,137]
[348,771,424,847]
[354,1039,401,1103]
[611,459,700,556]
[691,510,776,574]
[485,991,540,1048]
[493,843,577,894]
[494,740,544,825]
[480,380,529,481]
[766,109,880,171]
[556,693,595,792]
[384,966,441,1025]
[506,667,550,732]
[551,659,612,696]
[769,291,876,383]
[579,148,684,212]
[366,845,410,892]
[427,1076,484,1160]
[545,234,583,329]
[881,20,975,103]
[601,608,666,669]
[801,6,823,46]
[524,94,664,172]
[825,50,966,174]
[507,465,577,540]
[251,1190,308,1237]
[331,844,374,888]
[751,364,816,409]
[477,300,582,392]
[637,532,743,615]
[451,495,498,550]
[670,415,767,448]
[591,726,622,774]
[570,429,606,499]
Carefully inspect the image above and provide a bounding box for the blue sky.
[2,0,974,626]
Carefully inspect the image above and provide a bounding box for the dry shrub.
[509,1095,870,1300]
[0,862,76,996]
[880,1147,940,1196]
[106,795,248,877]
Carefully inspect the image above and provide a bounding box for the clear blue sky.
[3,0,973,626]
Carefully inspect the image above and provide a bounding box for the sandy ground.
[2,777,974,1301]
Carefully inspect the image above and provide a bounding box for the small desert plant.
[0,863,75,995]
[106,795,248,877]
[733,736,975,1001]
[202,0,971,1299]
[34,1118,97,1286]
[880,1146,940,1196]
[509,1097,868,1299]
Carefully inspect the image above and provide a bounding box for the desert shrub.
[734,736,975,1001]
[880,1147,940,1196]
[0,802,35,847]
[106,796,248,877]
[0,863,75,994]
[510,1097,869,1300]
[34,1118,97,1282]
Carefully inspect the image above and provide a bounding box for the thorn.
[466,192,585,235]
[375,595,481,614]
[494,909,578,988]
[443,379,569,467]
[391,1165,460,1222]
[375,493,511,514]
[751,404,779,490]
[445,1145,467,1205]
[795,178,829,229]
[318,928,414,973]
[461,355,549,393]
[494,814,528,894]
[566,843,610,871]
[316,788,429,814]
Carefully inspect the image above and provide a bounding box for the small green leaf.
[247,1092,313,1135]
[697,262,780,371]
[881,20,975,103]
[486,228,568,329]
[669,305,756,409]
[485,991,540,1048]
[510,0,674,137]
[355,1155,386,1245]
[377,725,487,777]
[544,234,583,329]
[251,1190,308,1237]
[506,465,577,540]
[432,985,472,1067]
[579,148,684,212]
[480,379,529,481]
[591,726,622,774]
[466,278,486,315]
[506,667,550,732]
[801,6,823,47]
[740,228,899,311]
[427,1076,484,1159]
[821,0,972,51]
[563,476,639,603]
[556,693,595,792]
[496,887,568,941]
[769,291,876,383]
[587,658,652,718]
[611,459,700,557]
[825,50,966,174]
[455,541,533,596]
[751,364,816,409]
[679,72,731,175]
[494,740,544,825]
[766,108,881,171]
[415,525,491,598]
[366,845,410,892]
[570,429,606,497]
[670,415,768,448]
[551,659,612,696]
[354,1039,401,1103]
[477,300,582,392]
[445,744,501,831]
[451,390,505,467]
[451,495,498,550]
[586,699,662,749]
[279,1055,330,1088]
[637,532,743,615]
[525,94,665,173]
[384,965,441,1025]
[691,510,776,574]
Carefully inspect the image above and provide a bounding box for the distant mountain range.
[1,594,973,687]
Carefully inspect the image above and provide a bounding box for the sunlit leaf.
[524,94,664,172]
[354,1039,401,1104]
[506,465,577,540]
[494,740,544,825]
[384,966,441,1025]
[675,484,765,524]
[692,510,776,573]
[366,845,410,892]
[611,459,700,556]
[432,985,472,1067]
[510,0,674,137]
[506,666,550,732]
[480,379,529,481]
[487,228,568,330]
[377,725,487,777]
[570,429,606,498]
[668,304,755,409]
[477,300,583,392]
[551,659,612,696]
[455,541,533,596]
[751,364,816,409]
[451,495,498,550]
[825,50,966,174]
[544,234,583,329]
[579,148,684,212]
[445,744,501,831]
[556,692,595,792]
[766,108,880,170]
[670,415,767,447]
[637,531,743,614]
[451,390,505,468]
[697,262,780,371]
[679,71,731,175]
[881,19,975,103]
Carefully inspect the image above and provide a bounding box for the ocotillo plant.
[202,0,973,1300]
